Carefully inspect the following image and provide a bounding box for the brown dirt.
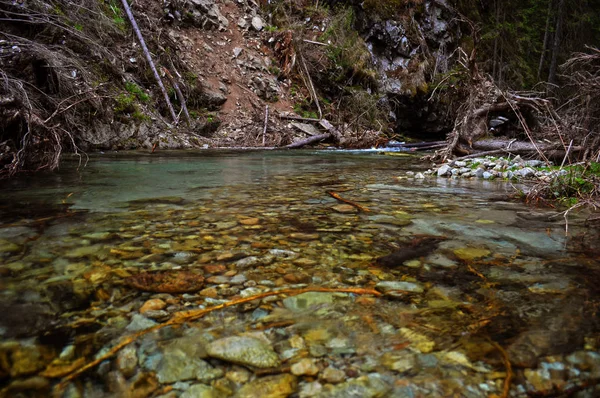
[166,0,295,146]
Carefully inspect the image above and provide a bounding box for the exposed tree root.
[53,287,381,393]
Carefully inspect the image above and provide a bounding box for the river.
[0,150,598,397]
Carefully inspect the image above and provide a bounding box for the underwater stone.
[206,336,280,368]
[233,374,297,398]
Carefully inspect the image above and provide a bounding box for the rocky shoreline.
[406,155,569,182]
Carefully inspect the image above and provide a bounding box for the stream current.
[0,150,598,397]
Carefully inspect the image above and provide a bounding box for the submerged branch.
[54,287,381,391]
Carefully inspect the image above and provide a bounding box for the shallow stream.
[1,151,599,397]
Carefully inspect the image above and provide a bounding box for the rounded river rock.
[206,336,280,368]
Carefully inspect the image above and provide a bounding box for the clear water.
[0,150,598,396]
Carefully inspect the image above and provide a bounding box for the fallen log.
[285,133,331,148]
[389,141,446,148]
[284,118,342,149]
[452,139,581,161]
[469,139,580,160]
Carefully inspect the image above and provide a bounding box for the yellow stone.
[453,247,491,261]
[239,218,260,225]
[475,219,495,224]
[399,327,435,353]
[140,299,166,314]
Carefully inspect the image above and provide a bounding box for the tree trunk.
[548,0,566,86]
[537,0,555,81]
[492,0,500,81]
[120,0,178,123]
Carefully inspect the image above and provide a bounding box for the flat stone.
[290,233,320,241]
[235,256,262,269]
[229,274,247,285]
[291,358,319,376]
[320,367,345,384]
[283,292,336,312]
[180,384,216,398]
[453,247,490,261]
[156,347,220,384]
[293,258,318,268]
[317,374,390,398]
[199,287,218,298]
[375,281,424,294]
[204,264,226,274]
[206,275,230,284]
[269,249,297,259]
[234,374,297,398]
[64,244,102,259]
[239,218,260,225]
[206,336,280,368]
[331,204,357,213]
[126,314,157,332]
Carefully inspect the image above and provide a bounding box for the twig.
[300,55,322,120]
[489,340,513,398]
[163,68,190,126]
[54,287,380,391]
[303,39,328,46]
[278,114,321,123]
[263,105,269,146]
[327,191,370,212]
[560,139,573,168]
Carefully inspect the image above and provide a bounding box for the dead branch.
[163,68,190,126]
[299,55,322,120]
[262,105,269,146]
[120,0,177,123]
[327,191,370,212]
[285,133,331,148]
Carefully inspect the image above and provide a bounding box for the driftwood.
[462,138,581,161]
[120,0,177,123]
[284,118,342,149]
[285,133,331,148]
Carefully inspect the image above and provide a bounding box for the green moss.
[114,93,136,114]
[125,82,150,103]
